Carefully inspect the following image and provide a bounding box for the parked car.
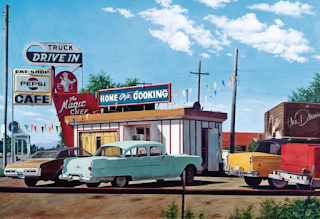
[4,147,92,187]
[59,141,203,187]
[224,139,289,188]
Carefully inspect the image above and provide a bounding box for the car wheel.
[85,182,101,188]
[112,176,129,187]
[268,178,288,189]
[244,177,262,188]
[185,166,195,186]
[24,179,38,187]
[296,183,311,190]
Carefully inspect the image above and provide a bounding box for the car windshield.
[94,146,125,157]
[29,151,57,159]
[253,142,281,155]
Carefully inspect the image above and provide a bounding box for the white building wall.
[149,121,161,142]
[183,120,190,154]
[190,120,196,155]
[162,120,170,153]
[170,120,180,154]
[196,121,201,157]
[180,120,184,154]
[74,126,78,147]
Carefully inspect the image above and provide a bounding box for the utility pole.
[230,48,238,154]
[3,5,9,167]
[190,60,209,103]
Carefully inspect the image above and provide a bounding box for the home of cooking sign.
[98,83,171,107]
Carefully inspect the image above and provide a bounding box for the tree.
[79,70,139,95]
[57,130,65,147]
[288,73,320,102]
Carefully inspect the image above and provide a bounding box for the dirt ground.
[0,176,304,219]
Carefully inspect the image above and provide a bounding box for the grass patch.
[160,200,208,219]
[0,167,4,177]
[228,197,320,219]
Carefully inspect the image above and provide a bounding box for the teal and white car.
[59,141,203,187]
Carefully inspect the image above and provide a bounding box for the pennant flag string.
[214,82,217,90]
[222,80,225,88]
[206,85,210,91]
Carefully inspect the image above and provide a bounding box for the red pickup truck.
[269,142,320,190]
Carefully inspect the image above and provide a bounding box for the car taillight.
[88,167,92,171]
[60,165,64,169]
[250,155,253,164]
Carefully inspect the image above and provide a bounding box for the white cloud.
[204,13,313,63]
[102,7,135,19]
[35,117,50,123]
[240,55,245,58]
[139,3,228,55]
[0,96,3,101]
[243,108,255,112]
[313,55,320,60]
[156,0,172,8]
[196,0,238,9]
[226,53,232,57]
[201,53,210,58]
[247,1,315,17]
[15,109,42,117]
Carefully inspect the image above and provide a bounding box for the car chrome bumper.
[224,166,259,177]
[269,171,309,185]
[4,168,41,178]
[59,174,102,183]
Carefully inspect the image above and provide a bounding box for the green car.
[59,141,203,187]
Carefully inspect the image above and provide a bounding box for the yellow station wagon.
[225,139,288,188]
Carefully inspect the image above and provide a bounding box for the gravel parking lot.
[0,176,303,218]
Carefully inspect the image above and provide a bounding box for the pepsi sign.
[15,75,51,93]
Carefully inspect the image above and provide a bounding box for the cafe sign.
[98,83,171,107]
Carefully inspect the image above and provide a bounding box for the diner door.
[80,131,118,155]
[201,128,208,170]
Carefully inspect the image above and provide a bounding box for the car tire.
[244,177,262,188]
[85,182,101,188]
[112,176,129,187]
[268,178,288,189]
[185,166,195,186]
[24,179,38,187]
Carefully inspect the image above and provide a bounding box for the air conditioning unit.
[132,134,144,141]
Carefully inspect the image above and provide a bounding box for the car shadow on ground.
[240,184,298,190]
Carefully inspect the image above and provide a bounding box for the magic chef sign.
[98,83,171,107]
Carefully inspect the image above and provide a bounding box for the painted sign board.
[265,102,320,139]
[23,42,82,72]
[13,69,51,75]
[13,93,51,105]
[15,75,51,93]
[98,83,171,107]
[54,71,77,93]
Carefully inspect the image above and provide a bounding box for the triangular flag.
[56,126,59,132]
[210,94,212,98]
[25,125,28,131]
[41,127,44,133]
[229,77,232,82]
[49,126,51,132]
[190,88,192,94]
[218,88,221,93]
[100,108,103,113]
[34,126,37,132]
[160,103,163,108]
[176,103,178,108]
[31,125,33,132]
[205,96,207,101]
[58,122,61,127]
[44,124,47,131]
[228,81,231,88]
[215,91,217,96]
[182,90,185,96]
[135,90,139,94]
[51,123,53,130]
[108,106,110,111]
[206,85,210,91]
[175,91,177,98]
[38,124,40,130]
[73,118,76,125]
[180,103,182,108]
[222,80,225,88]
[214,82,217,90]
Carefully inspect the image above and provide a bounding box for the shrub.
[228,204,254,219]
[0,167,4,177]
[184,205,196,219]
[160,200,179,219]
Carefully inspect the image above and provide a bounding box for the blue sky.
[0,0,320,145]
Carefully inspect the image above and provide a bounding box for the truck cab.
[225,139,289,188]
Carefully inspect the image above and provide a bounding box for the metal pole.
[11,69,14,162]
[186,89,188,103]
[3,5,9,168]
[181,170,186,219]
[230,48,238,154]
[197,60,201,103]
